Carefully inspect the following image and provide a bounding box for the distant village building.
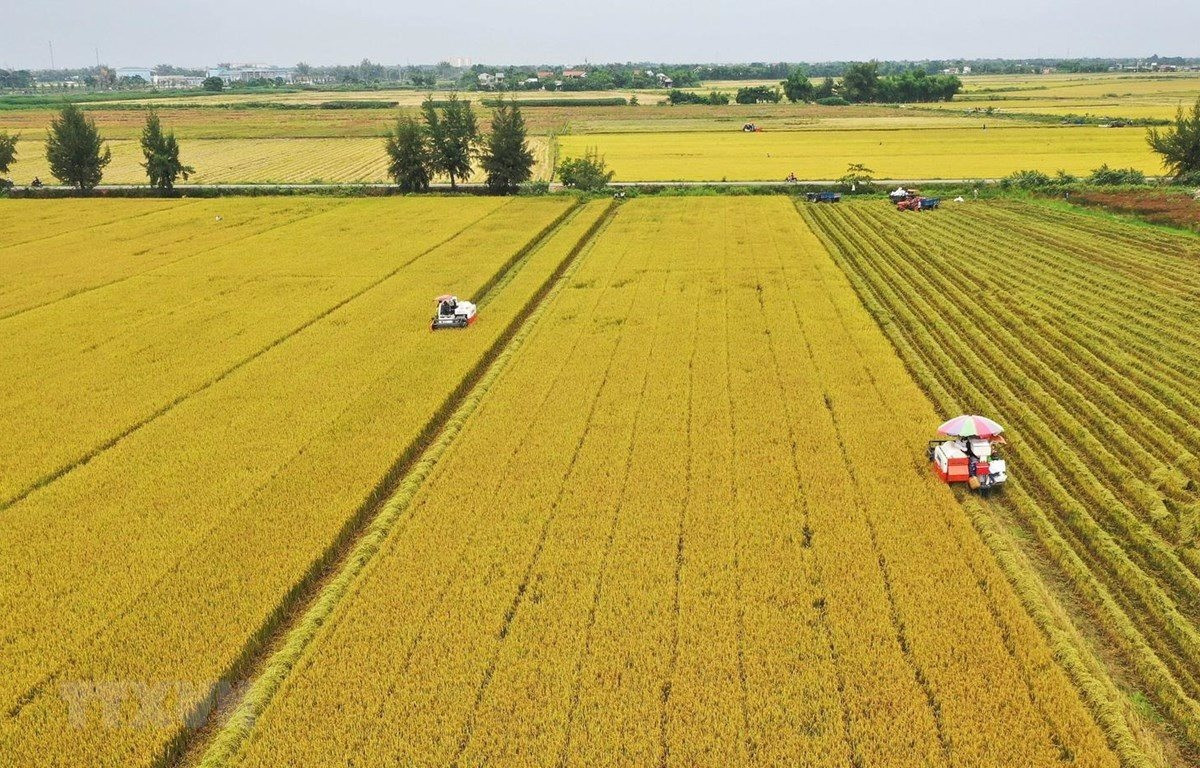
[562,69,587,79]
[152,75,205,89]
[115,67,154,82]
[205,65,295,84]
[537,70,554,79]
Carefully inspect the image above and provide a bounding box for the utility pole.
[49,40,55,70]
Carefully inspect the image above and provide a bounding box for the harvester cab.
[430,295,477,330]
[927,415,1008,494]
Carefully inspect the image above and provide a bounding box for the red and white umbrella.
[937,415,1004,439]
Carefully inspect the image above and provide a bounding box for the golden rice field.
[0,195,603,766]
[1,71,1193,184]
[560,124,1162,180]
[199,197,1120,768]
[2,194,1197,768]
[4,136,553,185]
[948,72,1200,120]
[804,199,1200,759]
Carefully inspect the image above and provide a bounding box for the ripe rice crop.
[803,198,1200,757]
[207,197,1119,768]
[559,125,1160,180]
[0,196,609,767]
[4,136,553,184]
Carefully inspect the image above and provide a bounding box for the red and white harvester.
[927,414,1008,493]
[430,295,477,330]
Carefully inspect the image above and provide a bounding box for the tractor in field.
[927,415,1008,494]
[430,295,477,330]
[805,191,842,203]
[890,187,940,211]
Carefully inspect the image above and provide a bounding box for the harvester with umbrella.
[927,415,1008,493]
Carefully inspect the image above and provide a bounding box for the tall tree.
[840,61,880,103]
[0,132,17,176]
[385,115,432,192]
[481,99,535,194]
[140,110,194,191]
[45,104,111,190]
[1147,97,1200,180]
[782,68,815,103]
[423,93,479,189]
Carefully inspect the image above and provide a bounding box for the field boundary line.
[184,200,617,768]
[0,202,511,514]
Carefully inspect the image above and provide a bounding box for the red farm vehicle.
[890,187,940,211]
[927,415,1009,494]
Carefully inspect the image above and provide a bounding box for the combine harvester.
[430,295,477,330]
[927,414,1008,494]
[890,187,940,211]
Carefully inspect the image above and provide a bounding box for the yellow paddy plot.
[804,198,1200,755]
[212,197,1118,768]
[0,196,612,768]
[560,124,1160,180]
[5,136,552,184]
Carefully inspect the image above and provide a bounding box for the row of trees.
[385,95,536,193]
[0,105,192,190]
[666,89,729,106]
[781,63,961,104]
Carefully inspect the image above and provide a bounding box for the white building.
[205,65,295,84]
[152,75,205,89]
[116,67,153,82]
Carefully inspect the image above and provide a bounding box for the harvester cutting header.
[927,414,1008,494]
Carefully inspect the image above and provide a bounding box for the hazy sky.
[6,0,1197,70]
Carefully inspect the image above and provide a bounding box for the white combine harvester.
[927,414,1009,494]
[430,294,477,330]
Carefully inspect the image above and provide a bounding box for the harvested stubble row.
[213,197,1117,768]
[0,196,611,767]
[802,198,1200,754]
